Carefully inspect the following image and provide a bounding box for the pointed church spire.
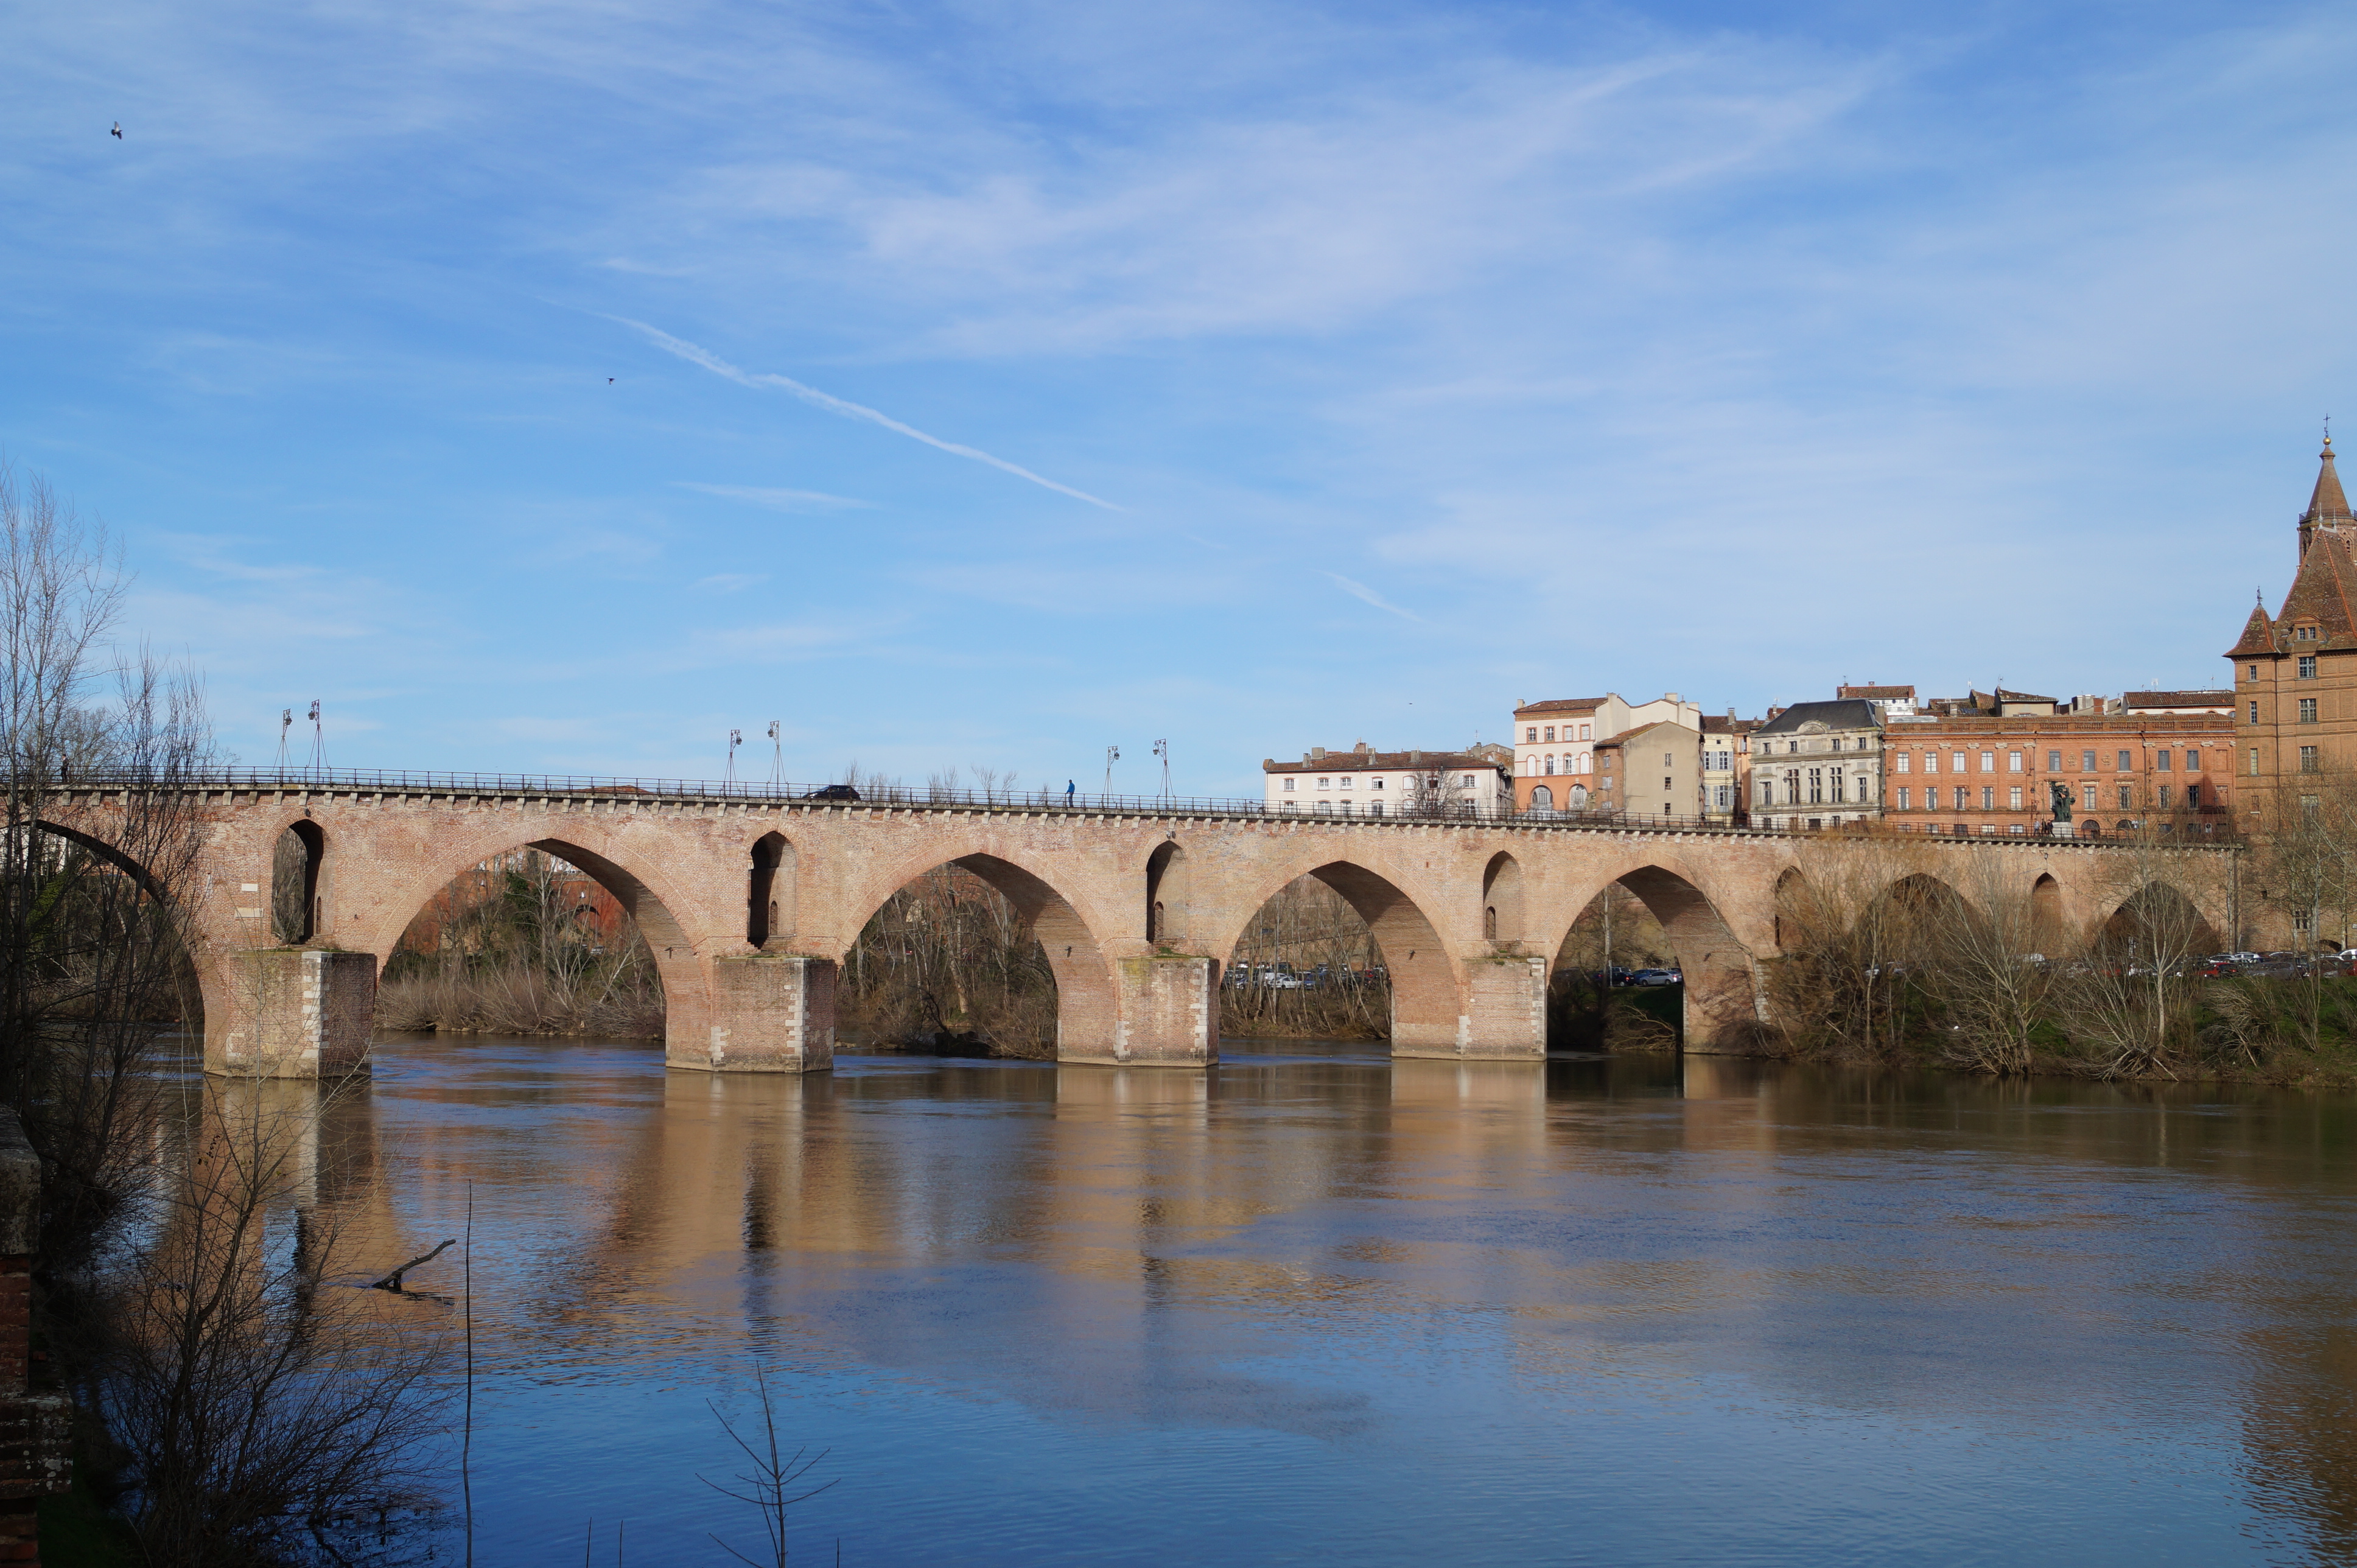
[2307,432,2353,527]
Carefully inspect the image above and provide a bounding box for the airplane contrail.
[610,316,1121,511]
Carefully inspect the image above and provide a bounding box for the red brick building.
[1877,689,2233,838]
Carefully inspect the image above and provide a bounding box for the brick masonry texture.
[46,786,2238,1073]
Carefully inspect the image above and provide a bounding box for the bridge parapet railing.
[53,770,2238,848]
[60,768,1777,834]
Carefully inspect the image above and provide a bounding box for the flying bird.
[110,122,122,139]
[608,377,614,383]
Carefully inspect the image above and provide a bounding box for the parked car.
[1629,968,1679,987]
[801,783,861,802]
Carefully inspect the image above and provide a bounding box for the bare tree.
[1768,839,1938,1059]
[1910,856,2056,1075]
[90,1082,449,1566]
[2051,822,2229,1076]
[0,464,211,1261]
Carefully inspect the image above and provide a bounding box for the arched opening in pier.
[838,855,1102,1060]
[271,819,324,944]
[1220,863,1449,1051]
[1146,841,1189,945]
[1483,852,1523,945]
[1546,864,1753,1052]
[379,841,673,1040]
[746,831,796,949]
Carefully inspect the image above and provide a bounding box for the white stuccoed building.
[1262,742,1513,816]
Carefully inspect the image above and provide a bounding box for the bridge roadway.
[42,772,2238,1077]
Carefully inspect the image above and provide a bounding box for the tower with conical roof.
[2299,433,2355,563]
[2229,435,2357,887]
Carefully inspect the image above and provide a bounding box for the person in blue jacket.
[1065,779,1076,803]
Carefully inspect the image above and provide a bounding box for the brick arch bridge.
[43,775,2241,1078]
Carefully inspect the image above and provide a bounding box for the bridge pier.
[680,956,837,1073]
[1067,954,1218,1067]
[211,948,376,1079]
[1395,954,1547,1060]
[1679,952,1765,1055]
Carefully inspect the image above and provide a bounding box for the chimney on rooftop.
[1311,747,1326,761]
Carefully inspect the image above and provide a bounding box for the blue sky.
[6,1,2355,795]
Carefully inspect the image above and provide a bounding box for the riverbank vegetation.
[1750,833,2357,1083]
[376,849,665,1039]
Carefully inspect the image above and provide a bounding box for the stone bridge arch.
[830,842,1122,1064]
[1204,844,1525,1059]
[366,824,720,1071]
[1542,850,1763,1051]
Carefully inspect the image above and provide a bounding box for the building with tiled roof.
[1749,701,1885,831]
[1508,691,1699,813]
[2123,690,2234,715]
[2230,435,2357,877]
[1261,742,1510,817]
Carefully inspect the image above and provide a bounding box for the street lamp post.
[1154,739,1169,802]
[1104,745,1119,800]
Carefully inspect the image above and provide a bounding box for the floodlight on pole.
[306,701,324,774]
[1153,738,1169,802]
[727,729,742,784]
[1104,744,1119,798]
[276,709,292,773]
[766,721,781,788]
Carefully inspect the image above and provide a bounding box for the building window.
[1460,774,1475,787]
[1368,802,1384,816]
[1339,776,1352,789]
[2185,750,2199,772]
[1981,786,1995,809]
[1544,726,1555,743]
[2008,751,2023,772]
[2117,751,2132,771]
[2082,749,2096,771]
[1758,781,1773,805]
[2158,785,2173,808]
[1283,778,1295,791]
[1281,801,1298,814]
[2249,664,2260,681]
[2301,746,2320,773]
[2008,824,2025,835]
[2250,749,2260,775]
[2187,784,2200,808]
[2251,701,2261,723]
[1525,728,1537,743]
[2048,751,2062,771]
[1832,771,1847,803]
[2118,785,2132,809]
[2302,698,2319,724]
[2082,783,2097,810]
[1714,785,1731,808]
[1371,777,1384,789]
[1317,777,1330,788]
[1897,786,1911,809]
[1896,752,1911,773]
[1951,787,1966,809]
[2009,786,2023,809]
[1544,754,1555,775]
[2156,750,2172,770]
[1315,802,1333,815]
[1952,752,1967,773]
[1807,768,1823,803]
[1980,751,1995,772]
[1924,752,1938,774]
[1580,725,1591,741]
[2300,656,2318,679]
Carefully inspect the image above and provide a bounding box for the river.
[303,1035,2357,1564]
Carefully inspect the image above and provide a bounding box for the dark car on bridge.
[801,784,862,802]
